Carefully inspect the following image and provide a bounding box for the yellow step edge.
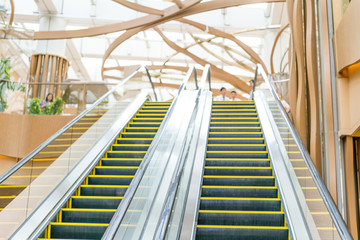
[135,114,166,116]
[208,137,264,140]
[205,166,271,169]
[71,196,123,199]
[197,225,287,230]
[0,185,27,188]
[101,158,143,161]
[203,176,274,179]
[129,123,161,125]
[209,132,263,135]
[210,122,260,124]
[87,175,134,178]
[209,127,261,129]
[200,197,281,201]
[0,196,16,199]
[207,144,265,146]
[31,158,57,161]
[95,166,139,169]
[121,133,156,135]
[111,144,150,147]
[80,185,129,188]
[125,127,159,129]
[206,158,270,161]
[116,138,154,140]
[61,208,116,212]
[132,118,164,120]
[206,151,268,154]
[212,109,256,112]
[202,186,277,189]
[49,222,109,227]
[199,210,284,214]
[107,151,147,153]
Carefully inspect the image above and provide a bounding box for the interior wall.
[0,114,74,158]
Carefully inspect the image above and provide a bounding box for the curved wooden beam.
[112,0,164,15]
[34,0,284,40]
[34,0,201,40]
[153,27,251,93]
[173,0,184,8]
[225,48,255,73]
[177,18,269,74]
[190,33,249,71]
[270,23,289,74]
[305,0,320,170]
[9,0,14,27]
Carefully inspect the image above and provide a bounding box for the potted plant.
[27,96,65,115]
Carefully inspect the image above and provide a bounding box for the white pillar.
[36,16,66,57]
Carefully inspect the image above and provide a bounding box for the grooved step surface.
[196,101,289,240]
[39,101,170,239]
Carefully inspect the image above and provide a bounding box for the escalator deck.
[196,101,289,240]
[38,101,171,240]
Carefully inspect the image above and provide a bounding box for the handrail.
[257,64,352,239]
[0,66,157,184]
[251,66,258,100]
[153,64,211,239]
[200,64,211,91]
[101,66,198,240]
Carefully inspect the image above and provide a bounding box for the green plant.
[0,58,25,112]
[42,97,65,115]
[27,98,41,115]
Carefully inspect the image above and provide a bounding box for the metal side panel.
[10,93,148,240]
[178,91,213,240]
[254,94,312,240]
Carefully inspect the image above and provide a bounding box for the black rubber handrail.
[258,65,352,240]
[0,66,158,184]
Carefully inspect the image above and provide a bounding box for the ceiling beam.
[65,39,92,81]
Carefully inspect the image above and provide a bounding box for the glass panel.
[0,67,157,239]
[114,69,197,239]
[257,82,341,239]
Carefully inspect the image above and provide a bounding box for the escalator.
[195,101,289,240]
[0,105,120,212]
[38,101,171,240]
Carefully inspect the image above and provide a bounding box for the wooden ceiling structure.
[3,0,287,96]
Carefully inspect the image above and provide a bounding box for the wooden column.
[343,136,360,239]
[29,54,69,100]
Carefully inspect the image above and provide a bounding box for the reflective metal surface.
[256,64,351,240]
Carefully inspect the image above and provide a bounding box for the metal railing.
[0,66,157,184]
[257,64,352,239]
[101,66,198,240]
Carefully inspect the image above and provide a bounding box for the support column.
[29,16,69,99]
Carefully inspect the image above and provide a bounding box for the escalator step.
[207,144,266,151]
[211,118,259,122]
[71,197,122,209]
[200,198,281,211]
[209,127,262,132]
[61,209,115,223]
[196,226,288,240]
[125,127,158,133]
[203,176,275,186]
[111,145,149,151]
[116,138,153,144]
[201,186,278,198]
[205,159,270,167]
[198,211,285,226]
[207,138,264,144]
[87,175,133,185]
[94,166,138,175]
[100,158,142,167]
[50,223,108,239]
[80,185,128,196]
[204,167,272,176]
[209,133,263,138]
[206,151,268,159]
[106,151,146,158]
